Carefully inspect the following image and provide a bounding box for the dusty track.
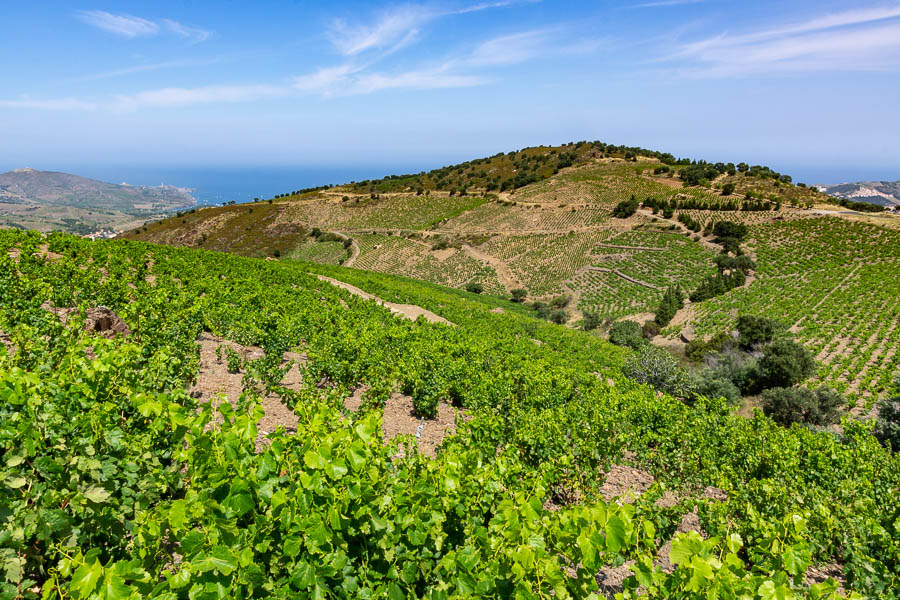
[317,275,453,326]
[460,243,521,292]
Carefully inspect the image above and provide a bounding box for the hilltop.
[0,168,194,235]
[124,141,900,402]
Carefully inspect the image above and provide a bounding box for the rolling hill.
[818,180,900,207]
[0,168,194,234]
[124,141,900,403]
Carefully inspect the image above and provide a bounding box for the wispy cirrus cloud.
[77,10,158,37]
[632,0,706,8]
[0,96,99,110]
[74,58,220,82]
[666,3,900,76]
[326,1,533,56]
[4,1,586,110]
[77,10,211,43]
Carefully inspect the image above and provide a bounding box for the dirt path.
[316,275,454,326]
[460,244,521,292]
[595,243,666,252]
[344,238,360,267]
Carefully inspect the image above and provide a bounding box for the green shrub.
[582,312,601,331]
[756,339,816,390]
[762,386,843,426]
[466,282,483,294]
[694,369,741,405]
[874,375,900,452]
[608,320,644,349]
[623,345,694,398]
[549,309,567,324]
[641,321,660,339]
[510,288,527,303]
[737,315,785,349]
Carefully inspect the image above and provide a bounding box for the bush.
[756,339,816,390]
[466,282,483,294]
[694,369,741,405]
[642,321,660,339]
[310,227,322,238]
[623,345,695,398]
[654,285,684,327]
[549,310,567,324]
[762,386,843,426]
[582,312,601,331]
[224,347,242,374]
[613,196,640,218]
[713,221,749,241]
[874,376,900,452]
[549,295,570,309]
[721,182,736,196]
[510,288,527,303]
[608,320,644,349]
[737,315,785,349]
[529,301,550,319]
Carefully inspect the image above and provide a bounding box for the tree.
[756,339,816,390]
[466,282,483,294]
[721,183,736,196]
[608,320,644,349]
[654,285,684,327]
[642,321,660,339]
[736,315,785,349]
[582,312,601,331]
[762,386,843,426]
[694,369,741,405]
[874,375,900,452]
[549,309,567,324]
[510,288,527,303]
[623,345,695,398]
[713,221,749,241]
[613,196,640,218]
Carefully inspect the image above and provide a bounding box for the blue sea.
[56,165,430,206]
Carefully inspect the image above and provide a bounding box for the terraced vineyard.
[124,142,900,402]
[3,228,897,599]
[691,218,900,402]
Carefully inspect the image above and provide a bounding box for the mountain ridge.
[0,167,194,234]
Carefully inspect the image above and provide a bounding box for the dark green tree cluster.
[612,195,640,218]
[874,375,900,451]
[654,285,684,327]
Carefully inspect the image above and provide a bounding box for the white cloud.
[113,84,288,110]
[161,19,212,43]
[77,10,158,38]
[465,30,551,66]
[76,58,219,82]
[76,11,211,43]
[325,1,533,57]
[633,0,705,7]
[667,3,900,76]
[0,96,97,110]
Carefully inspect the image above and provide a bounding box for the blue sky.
[1,0,899,183]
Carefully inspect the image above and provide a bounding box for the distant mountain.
[0,168,195,234]
[816,180,900,207]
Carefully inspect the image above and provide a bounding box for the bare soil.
[343,391,467,458]
[191,333,305,451]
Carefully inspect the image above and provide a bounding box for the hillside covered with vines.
[1,228,898,599]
